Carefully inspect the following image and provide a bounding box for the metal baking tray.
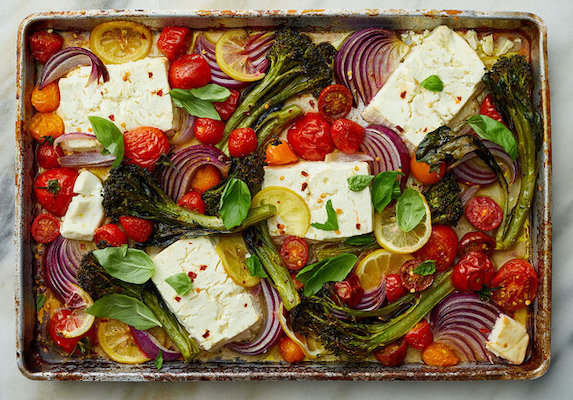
[15,9,552,381]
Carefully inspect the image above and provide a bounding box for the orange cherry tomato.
[410,155,446,185]
[31,82,61,113]
[278,336,305,363]
[28,112,65,141]
[422,342,460,367]
[265,141,299,166]
[190,165,222,193]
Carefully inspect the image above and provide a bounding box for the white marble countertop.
[2,0,571,398]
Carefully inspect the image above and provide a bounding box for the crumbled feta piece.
[481,34,494,56]
[486,314,529,364]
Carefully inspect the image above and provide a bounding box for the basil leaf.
[93,246,155,284]
[413,260,436,276]
[347,175,374,191]
[88,116,124,168]
[344,234,376,246]
[219,178,251,229]
[420,75,444,92]
[296,254,358,297]
[155,350,163,371]
[165,273,193,296]
[371,171,401,212]
[467,114,518,160]
[36,294,46,312]
[189,84,231,102]
[310,199,339,231]
[396,188,427,232]
[86,294,161,330]
[169,89,221,120]
[246,255,268,278]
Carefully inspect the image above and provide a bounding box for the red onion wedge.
[39,47,109,89]
[227,279,283,356]
[169,113,196,147]
[331,277,386,320]
[59,152,115,168]
[130,327,182,361]
[53,132,97,148]
[360,125,410,185]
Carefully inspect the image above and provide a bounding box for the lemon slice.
[216,234,261,288]
[252,186,311,237]
[61,285,95,338]
[215,29,269,82]
[354,249,414,292]
[97,319,150,364]
[278,304,324,359]
[89,21,152,64]
[204,30,224,43]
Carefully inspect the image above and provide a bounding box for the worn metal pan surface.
[15,9,551,381]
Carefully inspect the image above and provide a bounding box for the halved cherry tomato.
[334,273,364,308]
[157,26,192,61]
[48,309,96,353]
[228,127,258,157]
[410,156,446,185]
[330,119,365,154]
[386,274,406,303]
[400,259,434,293]
[290,272,304,291]
[31,82,60,113]
[374,338,408,367]
[214,89,240,121]
[265,140,299,166]
[480,94,505,125]
[317,84,353,122]
[123,126,170,171]
[119,216,154,243]
[414,225,458,272]
[34,168,78,217]
[451,250,496,292]
[36,140,63,169]
[177,190,206,214]
[28,112,65,142]
[168,54,211,89]
[189,165,222,193]
[279,236,309,271]
[31,213,60,243]
[94,223,128,247]
[278,336,305,363]
[458,231,496,258]
[491,258,538,313]
[405,320,433,350]
[287,113,333,161]
[30,30,63,63]
[422,342,460,367]
[465,196,503,231]
[194,118,225,145]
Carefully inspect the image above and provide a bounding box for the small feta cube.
[486,314,529,364]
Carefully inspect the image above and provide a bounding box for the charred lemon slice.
[89,21,152,64]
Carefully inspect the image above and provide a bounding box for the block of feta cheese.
[263,161,373,241]
[362,25,486,147]
[60,170,104,241]
[57,57,175,133]
[485,314,529,364]
[152,237,262,351]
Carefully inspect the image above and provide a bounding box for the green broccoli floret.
[422,173,464,226]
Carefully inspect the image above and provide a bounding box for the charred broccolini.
[422,173,464,226]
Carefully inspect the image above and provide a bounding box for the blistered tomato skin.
[374,338,408,367]
[334,273,365,308]
[31,213,60,244]
[34,168,78,217]
[123,127,170,171]
[157,27,192,61]
[119,216,154,243]
[410,156,446,185]
[414,225,458,272]
[94,224,128,247]
[491,258,539,313]
[194,118,225,145]
[189,165,222,193]
[465,196,503,232]
[480,94,505,125]
[400,259,434,293]
[279,236,309,271]
[178,190,206,214]
[168,54,211,89]
[386,274,406,303]
[458,231,496,258]
[330,119,365,154]
[317,84,353,122]
[228,128,258,157]
[278,336,305,363]
[36,141,63,169]
[30,31,63,63]
[405,320,433,350]
[422,342,460,367]
[287,113,333,161]
[28,112,65,142]
[31,83,60,113]
[451,251,496,292]
[214,89,240,121]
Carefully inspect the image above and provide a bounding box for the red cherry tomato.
[290,271,304,291]
[194,118,225,145]
[30,31,63,63]
[405,320,434,350]
[228,127,258,157]
[168,54,211,89]
[34,168,78,217]
[36,141,63,169]
[48,309,97,353]
[414,225,458,272]
[123,126,170,171]
[334,273,365,308]
[410,156,446,185]
[214,89,240,121]
[177,190,206,214]
[386,274,406,303]
[480,94,505,125]
[330,119,365,154]
[491,258,539,313]
[465,196,503,231]
[31,213,60,243]
[374,338,408,367]
[400,259,435,293]
[458,231,496,258]
[317,84,353,122]
[287,113,333,161]
[157,26,192,61]
[279,236,309,271]
[94,223,128,247]
[119,216,154,243]
[451,251,496,292]
[278,336,305,363]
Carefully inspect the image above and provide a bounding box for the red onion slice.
[59,152,115,168]
[53,132,97,148]
[169,113,196,147]
[39,47,109,89]
[360,125,410,185]
[331,277,386,320]
[130,327,182,361]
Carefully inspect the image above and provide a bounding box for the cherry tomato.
[278,336,305,363]
[451,251,496,292]
[386,274,406,303]
[177,190,206,214]
[190,165,222,193]
[405,320,433,350]
[168,54,211,89]
[317,84,353,122]
[400,259,434,293]
[458,231,496,258]
[194,118,225,145]
[330,119,365,154]
[414,225,458,272]
[28,112,65,142]
[228,127,258,157]
[290,272,304,291]
[31,213,60,243]
[287,113,333,161]
[30,30,63,63]
[157,26,192,61]
[31,82,60,113]
[422,342,460,367]
[334,273,365,308]
[410,156,446,185]
[36,140,63,169]
[48,309,97,353]
[465,196,503,232]
[123,126,170,171]
[94,223,128,247]
[34,168,78,217]
[119,216,154,243]
[214,89,240,121]
[374,338,408,367]
[491,258,538,313]
[265,140,299,166]
[480,94,505,125]
[279,236,309,271]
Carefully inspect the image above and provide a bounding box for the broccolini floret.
[422,173,464,226]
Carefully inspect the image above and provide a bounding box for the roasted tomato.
[31,213,60,244]
[414,225,458,272]
[465,196,503,231]
[405,320,433,350]
[491,258,539,313]
[279,236,309,271]
[422,342,460,367]
[330,119,365,154]
[278,336,305,363]
[34,168,78,217]
[157,26,192,61]
[410,156,446,185]
[30,30,63,63]
[386,274,406,303]
[49,309,96,353]
[451,251,496,292]
[400,259,434,293]
[374,338,408,367]
[36,140,63,169]
[189,165,222,193]
[31,82,60,113]
[119,216,154,243]
[94,224,128,247]
[194,118,225,145]
[28,112,65,142]
[123,126,170,171]
[317,84,353,122]
[290,271,305,291]
[287,113,334,161]
[334,273,365,308]
[177,190,206,214]
[480,94,505,125]
[458,231,496,258]
[265,140,299,166]
[214,89,240,121]
[228,127,258,157]
[168,54,211,89]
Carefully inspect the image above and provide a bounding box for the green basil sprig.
[296,253,358,297]
[347,175,374,192]
[413,260,436,276]
[93,245,154,284]
[169,84,231,120]
[86,294,161,330]
[396,188,427,232]
[155,350,163,371]
[219,178,251,229]
[311,199,339,231]
[344,233,376,246]
[36,294,47,312]
[165,273,193,296]
[420,75,444,92]
[371,171,402,212]
[88,116,124,168]
[467,114,518,160]
[246,254,268,278]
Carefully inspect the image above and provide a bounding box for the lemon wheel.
[89,21,152,64]
[97,319,150,364]
[215,29,269,82]
[216,234,261,287]
[252,186,311,237]
[354,249,414,291]
[278,304,324,359]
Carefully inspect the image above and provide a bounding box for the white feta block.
[486,314,529,364]
[152,237,262,351]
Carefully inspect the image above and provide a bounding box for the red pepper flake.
[400,91,407,99]
[301,170,309,177]
[187,271,197,281]
[423,127,428,133]
[277,223,285,230]
[199,265,207,271]
[148,72,153,78]
[175,296,181,302]
[279,230,286,235]
[196,288,201,293]
[122,72,130,82]
[456,96,462,104]
[244,303,248,308]
[356,223,361,229]
[157,89,164,96]
[202,330,210,339]
[480,327,491,335]
[108,114,115,121]
[301,182,308,191]
[396,125,404,133]
[309,99,316,108]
